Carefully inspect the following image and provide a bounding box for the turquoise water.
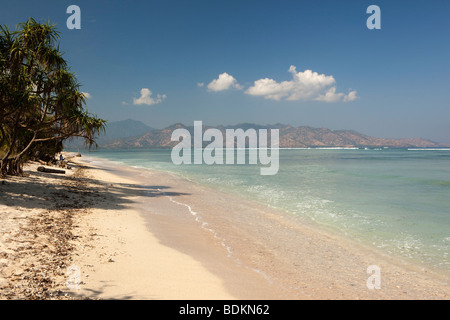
[86,148,450,272]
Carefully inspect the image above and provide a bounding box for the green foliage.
[0,18,106,175]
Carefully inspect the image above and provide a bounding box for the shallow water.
[84,148,450,273]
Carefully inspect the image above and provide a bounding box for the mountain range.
[72,120,448,150]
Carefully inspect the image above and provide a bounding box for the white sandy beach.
[1,154,449,300]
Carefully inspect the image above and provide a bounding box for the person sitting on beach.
[59,154,65,161]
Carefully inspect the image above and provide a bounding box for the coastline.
[69,156,281,299]
[1,154,449,299]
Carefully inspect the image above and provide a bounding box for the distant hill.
[64,119,153,150]
[102,119,153,140]
[99,119,153,142]
[97,123,448,149]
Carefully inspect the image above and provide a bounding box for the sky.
[1,0,450,143]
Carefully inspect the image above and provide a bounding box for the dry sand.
[0,154,449,300]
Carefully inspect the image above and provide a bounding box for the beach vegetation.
[0,18,106,176]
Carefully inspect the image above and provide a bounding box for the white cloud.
[315,87,344,103]
[207,72,242,92]
[81,92,92,99]
[133,88,166,106]
[197,82,204,87]
[245,65,357,103]
[343,90,358,102]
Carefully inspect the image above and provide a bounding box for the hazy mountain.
[64,119,153,149]
[98,123,448,149]
[101,119,154,141]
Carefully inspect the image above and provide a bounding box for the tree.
[0,18,106,176]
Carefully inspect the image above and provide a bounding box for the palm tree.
[0,18,106,176]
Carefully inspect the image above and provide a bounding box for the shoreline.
[73,156,290,299]
[86,154,450,281]
[77,155,449,299]
[1,154,449,299]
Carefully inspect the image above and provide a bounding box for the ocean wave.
[408,148,450,151]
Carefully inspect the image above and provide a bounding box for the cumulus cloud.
[133,88,166,106]
[81,92,92,99]
[315,87,344,103]
[343,90,358,102]
[245,65,357,102]
[197,82,204,87]
[207,72,242,92]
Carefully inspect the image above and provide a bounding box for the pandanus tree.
[0,18,106,176]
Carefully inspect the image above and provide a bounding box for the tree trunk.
[0,159,7,177]
[37,166,65,174]
[0,116,19,177]
[0,148,13,177]
[9,158,23,176]
[1,158,23,176]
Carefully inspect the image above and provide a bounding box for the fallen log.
[37,166,66,174]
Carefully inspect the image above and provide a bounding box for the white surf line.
[157,187,273,285]
[157,187,233,258]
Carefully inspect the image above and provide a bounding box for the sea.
[83,148,450,274]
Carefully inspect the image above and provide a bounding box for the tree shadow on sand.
[0,162,190,212]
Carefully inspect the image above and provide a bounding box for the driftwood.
[37,166,66,174]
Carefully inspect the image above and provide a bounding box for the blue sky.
[2,0,450,142]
